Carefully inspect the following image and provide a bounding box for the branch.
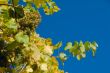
[12,0,17,22]
[0,4,12,6]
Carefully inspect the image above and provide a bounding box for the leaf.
[59,52,67,62]
[5,19,17,29]
[53,5,60,12]
[13,0,19,6]
[34,0,44,8]
[90,44,97,56]
[64,42,72,50]
[90,43,97,51]
[79,41,85,53]
[81,53,86,58]
[84,41,91,51]
[90,42,98,56]
[33,0,60,15]
[92,41,98,47]
[15,6,24,18]
[23,0,32,3]
[15,32,29,44]
[80,46,85,53]
[72,49,80,56]
[76,55,81,60]
[73,41,79,49]
[0,67,6,73]
[6,41,19,51]
[53,41,62,50]
[9,0,19,6]
[0,0,8,4]
[69,41,78,53]
[45,38,52,45]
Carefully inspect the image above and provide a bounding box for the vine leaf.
[90,42,98,56]
[59,52,67,65]
[64,41,98,60]
[53,41,62,50]
[5,19,17,29]
[0,0,8,4]
[9,0,19,6]
[64,42,72,50]
[15,32,29,44]
[6,41,18,51]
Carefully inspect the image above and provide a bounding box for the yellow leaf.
[0,0,8,4]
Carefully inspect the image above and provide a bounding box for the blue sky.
[36,0,110,73]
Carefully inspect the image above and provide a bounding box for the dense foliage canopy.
[0,0,98,73]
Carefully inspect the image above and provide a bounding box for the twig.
[0,4,12,6]
[18,63,27,73]
[12,0,17,22]
[7,55,15,68]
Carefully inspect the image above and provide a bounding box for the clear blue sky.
[36,0,110,73]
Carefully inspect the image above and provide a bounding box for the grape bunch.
[18,11,41,31]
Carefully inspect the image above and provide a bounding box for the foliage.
[0,0,98,73]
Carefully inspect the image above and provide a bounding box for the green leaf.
[81,53,86,58]
[76,55,81,60]
[15,32,29,44]
[72,49,80,57]
[5,19,17,29]
[69,41,78,53]
[23,0,33,3]
[15,6,24,18]
[10,0,19,6]
[92,41,98,47]
[59,52,67,62]
[64,42,72,50]
[53,41,62,50]
[6,41,19,51]
[73,41,79,49]
[79,41,85,53]
[90,43,97,51]
[84,41,91,51]
[90,42,98,56]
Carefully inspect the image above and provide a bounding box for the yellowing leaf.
[5,19,17,29]
[23,0,32,2]
[15,32,29,44]
[64,42,72,50]
[53,41,62,50]
[76,55,81,60]
[13,0,19,6]
[0,0,8,4]
[81,53,86,58]
[84,41,91,51]
[59,52,67,62]
[26,66,33,72]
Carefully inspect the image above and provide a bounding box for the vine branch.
[0,4,12,6]
[12,0,17,22]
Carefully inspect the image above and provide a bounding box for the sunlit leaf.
[84,41,91,51]
[64,42,72,50]
[5,18,17,29]
[59,52,67,63]
[15,32,29,44]
[6,41,19,50]
[81,53,86,58]
[53,41,62,50]
[0,0,8,4]
[76,55,81,60]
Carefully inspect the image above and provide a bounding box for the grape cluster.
[18,11,41,31]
